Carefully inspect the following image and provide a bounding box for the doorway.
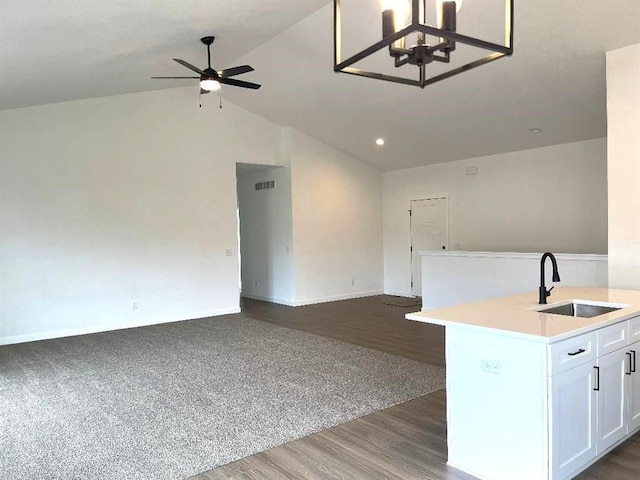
[410,197,449,297]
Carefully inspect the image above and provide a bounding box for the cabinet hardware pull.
[594,366,600,391]
[627,352,633,375]
[568,348,585,356]
[632,350,637,373]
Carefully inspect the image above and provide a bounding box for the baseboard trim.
[241,290,384,307]
[384,290,414,298]
[0,306,241,346]
[292,290,383,306]
[240,293,297,306]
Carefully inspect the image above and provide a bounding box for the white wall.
[0,87,280,344]
[289,129,384,304]
[237,163,294,304]
[420,251,608,309]
[383,139,608,296]
[236,128,384,306]
[607,44,640,290]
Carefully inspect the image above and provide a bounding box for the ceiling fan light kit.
[151,36,261,93]
[333,0,513,88]
[200,79,221,91]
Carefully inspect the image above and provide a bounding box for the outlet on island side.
[350,279,355,286]
[481,358,502,375]
[132,301,139,310]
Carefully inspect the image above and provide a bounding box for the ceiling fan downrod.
[201,36,215,72]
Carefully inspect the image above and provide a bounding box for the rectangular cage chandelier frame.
[333,0,514,88]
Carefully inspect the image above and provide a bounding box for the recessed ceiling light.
[376,138,385,146]
[529,128,543,134]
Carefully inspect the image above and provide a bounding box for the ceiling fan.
[152,36,261,94]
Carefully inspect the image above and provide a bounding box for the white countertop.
[406,287,640,343]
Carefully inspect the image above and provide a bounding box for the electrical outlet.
[132,301,139,310]
[225,248,233,257]
[351,279,355,286]
[481,358,502,375]
[254,280,258,288]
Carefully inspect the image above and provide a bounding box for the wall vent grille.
[255,180,276,191]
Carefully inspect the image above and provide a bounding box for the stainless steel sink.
[537,302,622,318]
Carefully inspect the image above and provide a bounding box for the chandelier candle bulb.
[382,6,406,49]
[441,1,457,30]
[382,9,395,37]
[436,0,463,13]
[381,0,410,21]
[441,1,457,52]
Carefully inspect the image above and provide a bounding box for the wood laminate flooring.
[189,295,640,480]
[239,295,445,367]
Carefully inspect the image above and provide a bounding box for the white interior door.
[410,197,448,297]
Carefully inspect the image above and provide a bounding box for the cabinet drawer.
[630,316,640,343]
[549,331,597,375]
[597,321,629,356]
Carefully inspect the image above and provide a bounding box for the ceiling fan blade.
[219,77,262,90]
[200,88,211,95]
[151,76,199,79]
[219,65,254,78]
[173,58,205,75]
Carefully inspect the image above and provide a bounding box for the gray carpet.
[0,314,445,480]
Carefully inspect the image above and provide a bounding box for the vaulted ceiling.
[2,1,639,171]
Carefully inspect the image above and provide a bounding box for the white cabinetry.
[629,314,640,431]
[629,340,640,431]
[549,316,640,479]
[440,313,640,480]
[550,363,597,479]
[408,289,640,480]
[595,348,627,453]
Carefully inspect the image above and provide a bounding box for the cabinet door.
[596,348,628,453]
[550,362,597,479]
[628,340,640,432]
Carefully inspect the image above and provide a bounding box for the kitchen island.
[407,287,640,480]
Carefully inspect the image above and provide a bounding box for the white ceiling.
[0,0,327,109]
[1,1,639,171]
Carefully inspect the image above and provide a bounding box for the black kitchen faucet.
[539,252,561,304]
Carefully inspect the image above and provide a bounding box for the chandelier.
[333,0,514,88]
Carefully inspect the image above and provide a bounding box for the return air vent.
[255,180,276,191]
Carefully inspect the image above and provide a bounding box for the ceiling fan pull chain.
[199,88,202,108]
[220,95,223,109]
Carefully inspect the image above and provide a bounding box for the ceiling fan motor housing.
[201,68,219,80]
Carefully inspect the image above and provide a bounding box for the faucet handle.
[547,286,554,297]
